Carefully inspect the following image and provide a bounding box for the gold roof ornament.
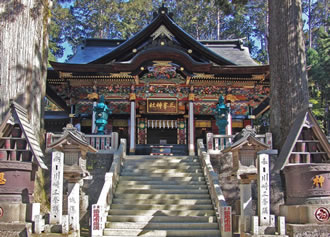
[151,25,174,41]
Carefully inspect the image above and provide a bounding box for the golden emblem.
[87,92,99,100]
[313,175,325,188]
[0,173,7,185]
[129,93,136,101]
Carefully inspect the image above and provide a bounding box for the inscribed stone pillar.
[130,101,136,153]
[188,101,195,156]
[50,151,64,224]
[68,182,80,231]
[258,153,270,226]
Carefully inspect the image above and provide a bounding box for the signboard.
[220,206,232,237]
[147,98,177,114]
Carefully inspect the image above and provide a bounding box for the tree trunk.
[308,0,312,48]
[268,0,309,150]
[0,0,50,135]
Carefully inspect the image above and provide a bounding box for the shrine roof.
[65,38,257,66]
[52,6,261,69]
[203,43,258,66]
[68,39,125,64]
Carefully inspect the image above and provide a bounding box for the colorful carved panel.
[137,118,147,144]
[140,61,185,84]
[177,118,186,144]
[135,85,189,100]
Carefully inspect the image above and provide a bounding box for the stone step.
[124,155,194,160]
[120,172,204,178]
[105,222,219,230]
[110,204,214,210]
[116,184,208,191]
[114,188,209,194]
[124,157,199,163]
[124,163,201,169]
[112,198,212,205]
[106,215,217,223]
[108,209,216,216]
[103,228,220,236]
[119,176,205,182]
[117,180,206,186]
[122,168,203,174]
[114,193,211,200]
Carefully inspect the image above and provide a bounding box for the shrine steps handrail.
[197,139,232,237]
[91,138,126,236]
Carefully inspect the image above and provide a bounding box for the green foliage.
[307,27,329,133]
[48,0,270,63]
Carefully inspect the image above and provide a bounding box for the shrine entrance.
[135,116,188,155]
[147,128,177,144]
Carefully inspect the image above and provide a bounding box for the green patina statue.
[93,95,112,134]
[213,95,230,135]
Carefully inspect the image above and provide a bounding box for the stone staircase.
[103,155,220,237]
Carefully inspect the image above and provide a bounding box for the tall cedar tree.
[269,0,309,150]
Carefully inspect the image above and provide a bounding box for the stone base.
[0,222,32,237]
[286,224,330,237]
[243,235,287,237]
[0,203,27,222]
[280,204,330,224]
[241,233,288,237]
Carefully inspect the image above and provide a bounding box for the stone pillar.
[92,101,97,133]
[240,181,253,233]
[68,182,80,232]
[240,182,253,216]
[62,215,69,234]
[258,153,270,226]
[111,132,119,150]
[227,104,232,136]
[130,100,136,154]
[206,133,214,150]
[50,151,64,224]
[188,101,195,156]
[277,216,286,235]
[251,216,259,235]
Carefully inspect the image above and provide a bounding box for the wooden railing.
[206,132,272,154]
[91,139,126,237]
[197,139,232,237]
[46,132,119,151]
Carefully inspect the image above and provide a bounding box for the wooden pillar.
[188,101,195,156]
[92,101,97,133]
[130,100,136,154]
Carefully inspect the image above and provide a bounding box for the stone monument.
[47,124,97,235]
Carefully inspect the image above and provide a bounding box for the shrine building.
[46,6,270,155]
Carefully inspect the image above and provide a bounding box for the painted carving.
[313,175,325,188]
[0,173,6,185]
[315,207,330,222]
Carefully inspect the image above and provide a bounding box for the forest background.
[48,0,329,134]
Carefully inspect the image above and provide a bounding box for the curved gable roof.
[90,7,235,66]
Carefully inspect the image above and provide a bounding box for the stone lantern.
[47,124,97,234]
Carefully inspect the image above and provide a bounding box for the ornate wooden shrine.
[46,6,270,154]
